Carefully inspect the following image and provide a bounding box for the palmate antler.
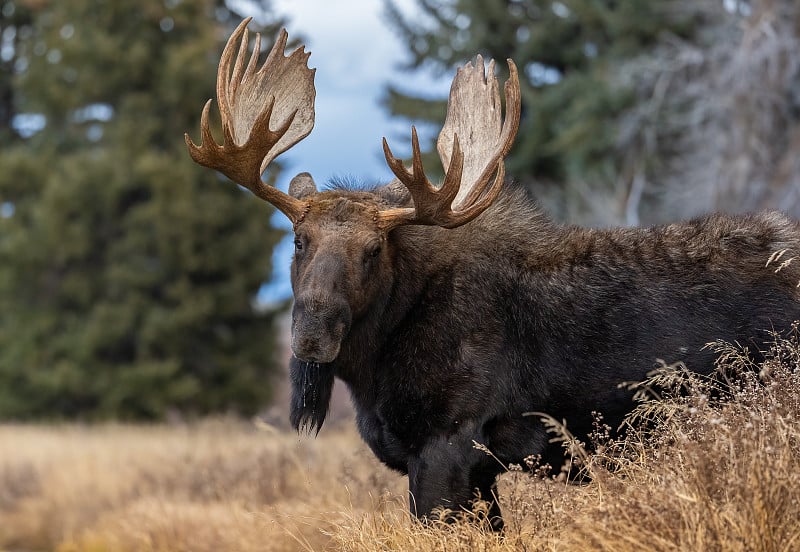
[379,57,521,231]
[187,19,519,233]
[185,18,315,223]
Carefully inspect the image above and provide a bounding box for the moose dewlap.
[187,18,800,531]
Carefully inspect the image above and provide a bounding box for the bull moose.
[186,18,800,530]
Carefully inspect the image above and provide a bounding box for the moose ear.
[375,178,411,207]
[289,172,318,199]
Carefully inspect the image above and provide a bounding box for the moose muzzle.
[290,295,352,363]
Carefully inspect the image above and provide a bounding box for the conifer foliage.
[0,0,288,419]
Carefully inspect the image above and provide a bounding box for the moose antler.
[379,57,520,231]
[185,18,315,223]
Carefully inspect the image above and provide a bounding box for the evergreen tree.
[0,0,289,419]
[614,0,800,222]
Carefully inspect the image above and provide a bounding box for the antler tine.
[185,18,316,223]
[198,99,215,149]
[382,137,413,187]
[439,134,464,208]
[380,128,465,229]
[229,26,249,103]
[215,19,247,147]
[378,57,520,233]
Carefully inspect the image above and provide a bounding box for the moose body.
[288,185,800,527]
[187,19,800,530]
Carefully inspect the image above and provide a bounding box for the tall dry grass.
[0,420,404,551]
[2,331,800,551]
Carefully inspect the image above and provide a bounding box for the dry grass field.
[2,334,800,551]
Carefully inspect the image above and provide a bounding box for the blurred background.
[1,0,799,423]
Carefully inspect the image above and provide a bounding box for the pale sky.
[236,0,452,303]
[267,0,449,183]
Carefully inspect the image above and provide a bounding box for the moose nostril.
[290,293,351,364]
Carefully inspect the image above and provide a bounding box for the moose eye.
[294,237,304,251]
[363,243,381,267]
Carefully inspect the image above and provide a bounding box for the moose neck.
[331,223,439,389]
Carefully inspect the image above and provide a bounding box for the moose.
[187,19,800,530]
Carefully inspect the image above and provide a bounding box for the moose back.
[187,19,800,530]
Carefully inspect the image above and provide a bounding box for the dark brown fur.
[288,178,800,530]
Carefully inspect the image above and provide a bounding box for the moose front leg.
[407,426,504,531]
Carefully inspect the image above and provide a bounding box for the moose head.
[186,17,520,366]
